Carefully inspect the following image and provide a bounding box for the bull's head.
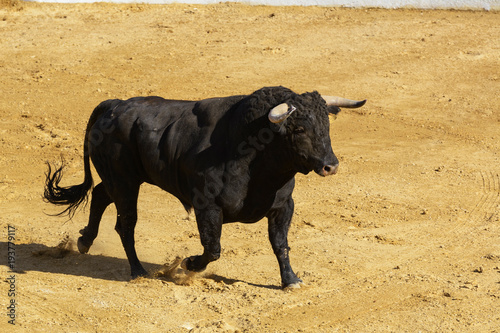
[268,92,366,177]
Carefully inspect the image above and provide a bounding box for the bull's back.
[88,96,230,206]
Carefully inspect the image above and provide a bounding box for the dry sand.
[0,1,499,331]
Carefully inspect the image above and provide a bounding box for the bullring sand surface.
[0,1,499,331]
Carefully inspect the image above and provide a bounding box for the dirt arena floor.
[0,1,499,331]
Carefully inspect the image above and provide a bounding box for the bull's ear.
[268,103,296,123]
[327,105,341,117]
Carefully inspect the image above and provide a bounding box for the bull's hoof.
[283,281,305,290]
[131,267,149,279]
[180,258,189,270]
[77,237,90,254]
[181,257,207,273]
[282,276,304,290]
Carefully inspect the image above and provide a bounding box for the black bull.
[44,86,365,288]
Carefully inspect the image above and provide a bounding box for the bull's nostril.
[323,163,339,176]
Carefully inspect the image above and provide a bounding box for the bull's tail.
[43,158,93,218]
[43,101,112,218]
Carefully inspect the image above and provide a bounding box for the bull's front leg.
[267,197,303,289]
[182,206,223,272]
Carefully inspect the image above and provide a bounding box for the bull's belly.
[148,180,273,223]
[220,192,277,223]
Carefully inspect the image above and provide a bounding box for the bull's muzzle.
[319,163,339,177]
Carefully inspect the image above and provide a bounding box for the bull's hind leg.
[77,182,113,254]
[113,186,148,279]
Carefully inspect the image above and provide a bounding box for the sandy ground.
[0,1,499,332]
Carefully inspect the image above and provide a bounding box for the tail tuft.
[43,160,93,219]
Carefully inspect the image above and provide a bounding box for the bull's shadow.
[1,241,152,282]
[1,241,280,289]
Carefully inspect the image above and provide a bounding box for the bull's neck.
[228,114,297,188]
[248,134,296,191]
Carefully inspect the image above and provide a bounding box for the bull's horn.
[321,96,366,108]
[268,103,296,123]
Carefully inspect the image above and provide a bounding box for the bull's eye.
[294,127,305,135]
